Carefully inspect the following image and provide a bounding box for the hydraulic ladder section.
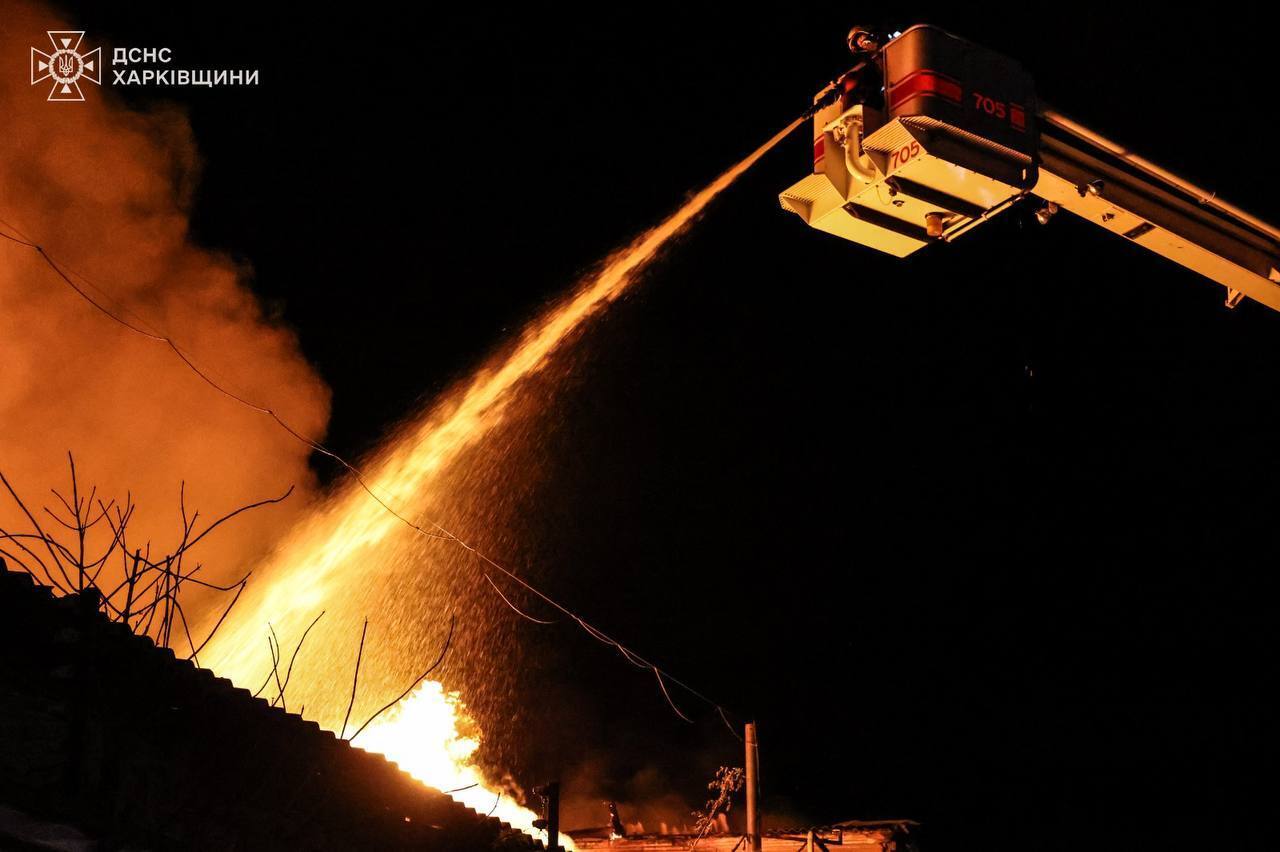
[1032,109,1280,311]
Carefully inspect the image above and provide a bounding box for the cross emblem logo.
[31,31,101,102]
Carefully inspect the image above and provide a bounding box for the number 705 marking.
[890,140,921,171]
[972,91,1007,118]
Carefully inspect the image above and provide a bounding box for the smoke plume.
[0,1,329,586]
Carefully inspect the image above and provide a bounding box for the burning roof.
[0,559,543,850]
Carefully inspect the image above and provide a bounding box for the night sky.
[53,5,1280,848]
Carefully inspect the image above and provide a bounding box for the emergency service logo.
[31,31,101,102]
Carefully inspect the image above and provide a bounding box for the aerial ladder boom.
[1033,109,1280,310]
[780,25,1280,312]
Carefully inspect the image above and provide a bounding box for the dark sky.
[55,4,1280,848]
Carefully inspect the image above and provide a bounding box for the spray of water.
[201,117,803,844]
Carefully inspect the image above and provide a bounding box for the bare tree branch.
[180,485,294,554]
[273,610,326,709]
[267,625,286,712]
[340,618,369,740]
[349,615,456,742]
[185,576,248,662]
[1,469,75,590]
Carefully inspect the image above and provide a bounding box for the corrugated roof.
[0,559,543,851]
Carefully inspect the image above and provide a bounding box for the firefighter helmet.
[847,26,880,55]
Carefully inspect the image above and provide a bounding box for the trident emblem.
[31,31,101,102]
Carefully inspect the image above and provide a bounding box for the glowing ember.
[201,118,802,844]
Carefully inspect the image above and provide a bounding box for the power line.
[0,212,748,738]
[0,217,448,542]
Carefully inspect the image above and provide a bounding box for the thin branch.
[445,783,479,794]
[0,470,75,590]
[340,618,369,740]
[268,624,286,711]
[186,577,248,661]
[0,547,48,586]
[68,452,84,591]
[122,548,142,625]
[106,557,249,607]
[138,570,163,639]
[252,667,274,699]
[173,599,201,667]
[1,532,78,567]
[273,610,326,709]
[179,485,294,554]
[49,487,78,525]
[0,532,68,593]
[42,506,85,532]
[349,615,456,742]
[160,557,175,649]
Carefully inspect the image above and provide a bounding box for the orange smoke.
[4,5,796,846]
[0,1,330,583]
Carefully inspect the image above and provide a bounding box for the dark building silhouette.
[0,560,541,851]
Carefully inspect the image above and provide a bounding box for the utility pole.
[532,782,560,852]
[745,722,762,851]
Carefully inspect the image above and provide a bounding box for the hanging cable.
[0,210,749,735]
[0,218,448,542]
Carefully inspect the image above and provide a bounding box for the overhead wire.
[0,209,750,737]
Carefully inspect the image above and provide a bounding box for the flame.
[357,682,576,850]
[202,118,802,845]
